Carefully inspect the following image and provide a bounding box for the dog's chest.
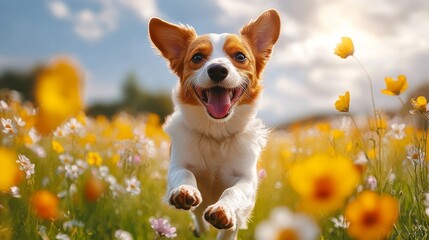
[190,135,241,177]
[164,113,268,198]
[187,136,244,199]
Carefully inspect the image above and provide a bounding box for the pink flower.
[149,217,177,238]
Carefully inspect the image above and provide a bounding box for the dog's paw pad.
[204,205,235,230]
[169,185,201,210]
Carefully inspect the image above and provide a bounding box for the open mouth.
[194,85,246,119]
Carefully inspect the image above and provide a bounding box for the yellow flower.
[76,111,87,126]
[111,153,121,165]
[34,57,84,135]
[31,190,60,220]
[0,147,20,191]
[79,133,97,147]
[366,148,377,161]
[289,153,360,214]
[144,113,168,142]
[410,96,429,113]
[369,116,387,134]
[381,75,408,96]
[345,191,399,240]
[331,129,345,140]
[334,37,354,59]
[112,114,134,140]
[86,151,102,166]
[335,91,350,112]
[52,140,64,153]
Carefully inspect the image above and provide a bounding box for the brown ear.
[148,18,197,76]
[240,9,281,74]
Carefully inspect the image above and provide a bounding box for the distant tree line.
[86,74,173,120]
[0,68,173,121]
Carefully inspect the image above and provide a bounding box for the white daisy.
[10,186,21,198]
[1,118,16,134]
[255,207,319,240]
[64,118,84,135]
[59,153,74,165]
[406,145,425,164]
[14,116,25,127]
[63,220,84,232]
[16,154,35,179]
[386,123,406,140]
[65,165,80,180]
[0,100,8,110]
[54,125,71,138]
[354,151,368,165]
[331,215,350,229]
[75,160,88,174]
[114,229,133,240]
[55,233,70,240]
[125,176,141,196]
[27,128,41,145]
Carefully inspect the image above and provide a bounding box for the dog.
[148,9,280,240]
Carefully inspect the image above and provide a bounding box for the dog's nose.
[207,64,228,82]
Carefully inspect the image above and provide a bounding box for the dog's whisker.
[240,78,253,101]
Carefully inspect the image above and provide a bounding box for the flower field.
[1,38,429,240]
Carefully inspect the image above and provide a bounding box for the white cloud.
[49,0,69,19]
[274,77,308,98]
[46,0,133,41]
[259,93,291,123]
[72,0,119,41]
[73,10,104,41]
[119,0,158,20]
[216,0,280,27]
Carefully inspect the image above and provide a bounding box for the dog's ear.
[240,9,281,74]
[148,18,197,76]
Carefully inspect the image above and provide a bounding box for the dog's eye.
[234,52,246,62]
[191,53,204,63]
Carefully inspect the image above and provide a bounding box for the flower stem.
[348,113,367,151]
[352,56,377,118]
[398,96,406,108]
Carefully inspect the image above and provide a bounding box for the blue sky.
[1,0,428,125]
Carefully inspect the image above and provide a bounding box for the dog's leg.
[167,164,202,210]
[204,178,257,236]
[217,228,239,240]
[191,206,209,237]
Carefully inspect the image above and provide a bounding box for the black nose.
[207,64,228,82]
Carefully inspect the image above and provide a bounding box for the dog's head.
[149,9,280,122]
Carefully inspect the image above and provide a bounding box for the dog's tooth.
[229,90,233,99]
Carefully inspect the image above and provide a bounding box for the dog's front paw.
[204,205,235,230]
[168,185,202,210]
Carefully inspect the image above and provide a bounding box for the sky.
[0,0,428,126]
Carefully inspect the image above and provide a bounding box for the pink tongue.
[206,87,231,119]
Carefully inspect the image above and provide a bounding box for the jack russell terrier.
[148,9,280,239]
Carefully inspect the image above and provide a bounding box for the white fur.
[164,33,268,240]
[164,99,267,238]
